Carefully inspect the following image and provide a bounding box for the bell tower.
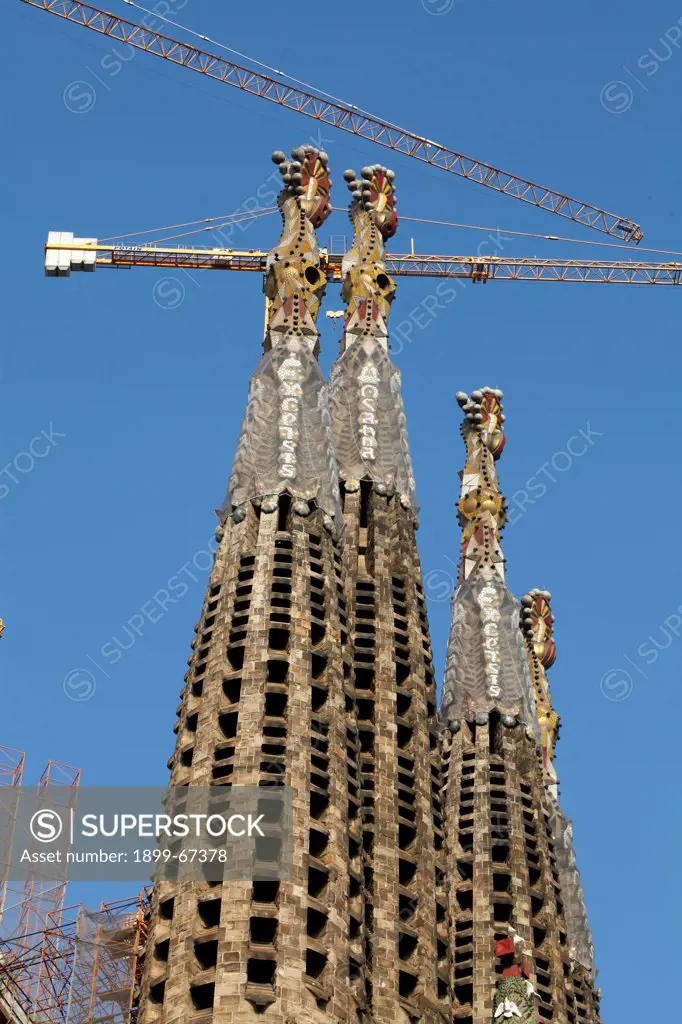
[440,389,602,1024]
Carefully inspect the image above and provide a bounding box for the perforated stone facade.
[138,499,359,1024]
[137,146,603,1024]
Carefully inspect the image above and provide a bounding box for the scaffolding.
[0,757,82,1024]
[0,894,148,1024]
[12,760,80,1019]
[0,906,79,1024]
[0,747,147,1024]
[66,896,148,1024]
[0,747,26,930]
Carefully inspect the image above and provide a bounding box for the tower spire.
[329,167,448,1023]
[225,145,340,524]
[455,387,507,583]
[264,146,331,352]
[328,164,416,508]
[442,389,538,733]
[338,162,397,351]
[139,147,363,1024]
[519,594,597,980]
[520,589,560,791]
[440,392,602,1024]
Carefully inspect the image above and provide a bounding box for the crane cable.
[150,209,278,246]
[108,207,682,260]
[399,215,682,258]
[100,207,278,243]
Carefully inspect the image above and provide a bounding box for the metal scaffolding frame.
[67,896,149,1024]
[0,760,80,1023]
[0,894,148,1024]
[0,747,25,930]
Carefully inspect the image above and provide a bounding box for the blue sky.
[3,0,682,1018]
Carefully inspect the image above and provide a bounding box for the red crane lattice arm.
[20,0,643,243]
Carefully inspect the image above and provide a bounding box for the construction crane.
[20,0,643,242]
[44,234,682,286]
[21,0,682,291]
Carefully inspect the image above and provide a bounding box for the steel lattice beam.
[43,240,682,285]
[20,0,643,242]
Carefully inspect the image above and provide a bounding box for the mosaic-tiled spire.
[455,387,506,583]
[520,593,597,979]
[441,390,538,732]
[520,589,560,791]
[225,145,340,521]
[338,162,397,349]
[139,149,363,1024]
[440,395,602,1024]
[328,165,417,508]
[264,146,331,351]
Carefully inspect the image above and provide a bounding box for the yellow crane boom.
[44,236,682,286]
[20,0,643,243]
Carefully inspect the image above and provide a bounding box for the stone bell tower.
[439,388,603,1024]
[138,145,364,1024]
[328,164,448,1024]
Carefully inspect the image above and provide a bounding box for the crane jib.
[19,0,643,243]
[42,237,682,286]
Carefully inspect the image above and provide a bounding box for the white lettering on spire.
[277,356,304,481]
[478,585,502,699]
[358,364,380,462]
